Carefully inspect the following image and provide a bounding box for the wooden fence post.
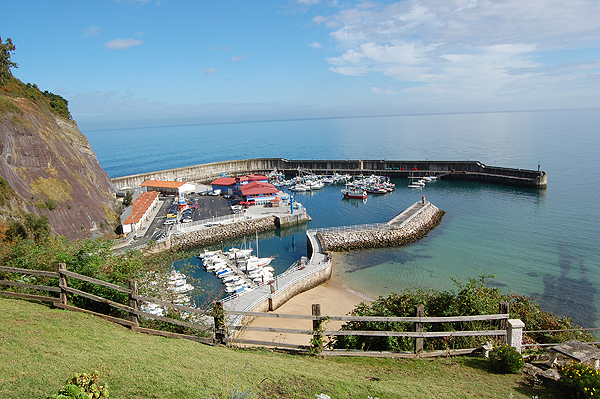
[415,304,424,355]
[499,301,509,344]
[58,263,67,305]
[312,303,323,354]
[128,280,139,329]
[213,301,227,345]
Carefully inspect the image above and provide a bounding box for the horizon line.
[81,107,600,133]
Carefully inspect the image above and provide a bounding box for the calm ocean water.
[84,109,600,327]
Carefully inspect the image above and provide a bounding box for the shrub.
[45,198,58,210]
[333,274,596,352]
[488,344,524,374]
[558,361,600,398]
[48,371,109,399]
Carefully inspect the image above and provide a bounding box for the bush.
[333,274,596,352]
[48,371,109,399]
[488,344,524,374]
[559,362,600,398]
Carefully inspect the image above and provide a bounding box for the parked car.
[163,219,175,225]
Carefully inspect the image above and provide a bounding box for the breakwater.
[316,202,444,252]
[170,216,278,251]
[111,158,547,189]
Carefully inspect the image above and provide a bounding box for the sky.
[2,0,600,130]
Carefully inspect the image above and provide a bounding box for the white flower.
[315,395,331,399]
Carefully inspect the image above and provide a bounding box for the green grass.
[0,297,564,399]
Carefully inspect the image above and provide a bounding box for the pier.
[111,158,547,190]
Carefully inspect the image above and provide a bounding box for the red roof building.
[240,181,279,204]
[122,191,160,234]
[236,174,268,185]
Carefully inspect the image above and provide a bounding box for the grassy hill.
[0,297,562,399]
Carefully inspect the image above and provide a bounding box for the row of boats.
[408,175,438,188]
[341,175,396,199]
[269,172,353,193]
[198,247,275,294]
[139,270,196,317]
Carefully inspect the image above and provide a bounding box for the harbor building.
[141,180,196,196]
[122,191,160,234]
[239,181,279,205]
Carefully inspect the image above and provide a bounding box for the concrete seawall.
[317,202,444,252]
[111,158,547,189]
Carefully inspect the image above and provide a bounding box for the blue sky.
[2,0,599,129]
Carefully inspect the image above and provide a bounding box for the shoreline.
[237,276,373,346]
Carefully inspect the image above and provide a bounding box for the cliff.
[0,91,118,239]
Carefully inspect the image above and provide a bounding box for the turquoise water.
[85,109,600,326]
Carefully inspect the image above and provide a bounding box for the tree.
[24,213,50,242]
[0,37,18,86]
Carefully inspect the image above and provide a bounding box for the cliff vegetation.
[0,37,118,239]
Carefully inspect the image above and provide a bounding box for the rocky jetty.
[318,203,444,251]
[170,216,278,251]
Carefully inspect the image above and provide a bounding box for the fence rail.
[0,264,534,357]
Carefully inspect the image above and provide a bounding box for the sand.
[236,278,373,346]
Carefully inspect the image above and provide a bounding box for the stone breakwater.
[170,216,277,251]
[317,203,445,252]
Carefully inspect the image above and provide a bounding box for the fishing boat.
[341,186,367,199]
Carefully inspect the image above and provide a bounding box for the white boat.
[222,274,241,283]
[172,283,194,293]
[290,184,308,192]
[225,248,253,260]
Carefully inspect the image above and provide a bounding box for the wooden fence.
[1,264,520,357]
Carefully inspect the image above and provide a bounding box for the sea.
[83,109,600,328]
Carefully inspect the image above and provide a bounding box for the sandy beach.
[236,277,373,347]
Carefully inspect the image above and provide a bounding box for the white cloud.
[309,41,323,48]
[83,26,102,37]
[104,38,143,50]
[202,67,220,75]
[372,86,395,95]
[298,0,320,4]
[231,54,249,62]
[318,0,600,99]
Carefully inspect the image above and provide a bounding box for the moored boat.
[341,186,367,199]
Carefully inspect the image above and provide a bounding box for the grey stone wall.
[318,204,445,251]
[170,216,278,251]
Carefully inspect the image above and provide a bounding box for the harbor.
[216,197,444,326]
[111,158,548,190]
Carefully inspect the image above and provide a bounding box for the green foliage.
[558,361,600,398]
[309,316,330,355]
[0,95,21,114]
[488,344,524,374]
[0,37,72,119]
[0,177,17,206]
[0,36,17,87]
[48,371,109,399]
[25,213,51,242]
[4,221,27,242]
[43,90,71,119]
[334,274,595,352]
[45,198,58,210]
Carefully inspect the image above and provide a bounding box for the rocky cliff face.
[0,95,118,239]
